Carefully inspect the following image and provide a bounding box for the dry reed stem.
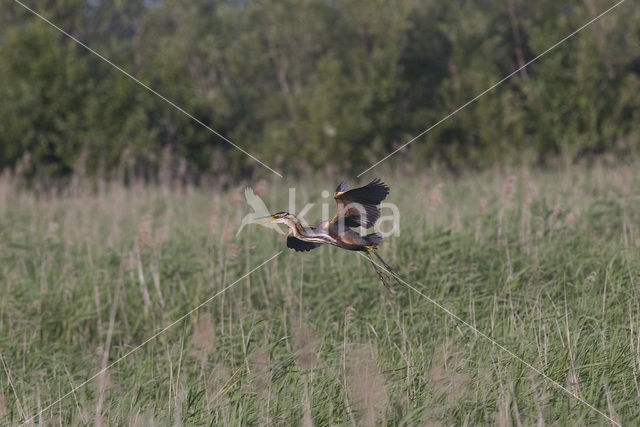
[295,323,319,370]
[0,392,7,418]
[191,312,216,366]
[346,344,388,427]
[0,355,27,422]
[427,339,470,403]
[137,214,154,256]
[94,282,120,426]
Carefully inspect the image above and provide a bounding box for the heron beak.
[256,215,276,224]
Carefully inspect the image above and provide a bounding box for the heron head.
[258,211,293,224]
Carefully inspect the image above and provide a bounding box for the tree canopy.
[1,0,639,181]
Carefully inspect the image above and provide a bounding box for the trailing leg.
[365,247,397,293]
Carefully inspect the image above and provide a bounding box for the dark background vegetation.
[1,0,639,181]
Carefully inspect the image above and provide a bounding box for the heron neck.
[283,216,301,230]
[284,217,307,236]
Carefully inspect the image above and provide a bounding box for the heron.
[260,179,398,289]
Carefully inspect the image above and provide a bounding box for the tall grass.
[0,163,639,425]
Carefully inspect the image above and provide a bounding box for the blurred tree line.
[1,0,639,181]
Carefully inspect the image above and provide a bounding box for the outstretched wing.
[286,235,322,252]
[330,179,390,228]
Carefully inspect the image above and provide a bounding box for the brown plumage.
[263,179,398,288]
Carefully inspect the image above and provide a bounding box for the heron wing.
[286,235,322,252]
[330,179,390,228]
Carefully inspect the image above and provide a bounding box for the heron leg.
[369,248,399,278]
[365,249,396,293]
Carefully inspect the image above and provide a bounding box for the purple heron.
[261,179,398,288]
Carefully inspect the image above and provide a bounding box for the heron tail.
[364,232,383,247]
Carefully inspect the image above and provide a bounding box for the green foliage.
[1,0,639,179]
[1,165,640,424]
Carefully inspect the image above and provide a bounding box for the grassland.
[1,164,640,425]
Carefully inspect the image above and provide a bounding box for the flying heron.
[260,179,398,288]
